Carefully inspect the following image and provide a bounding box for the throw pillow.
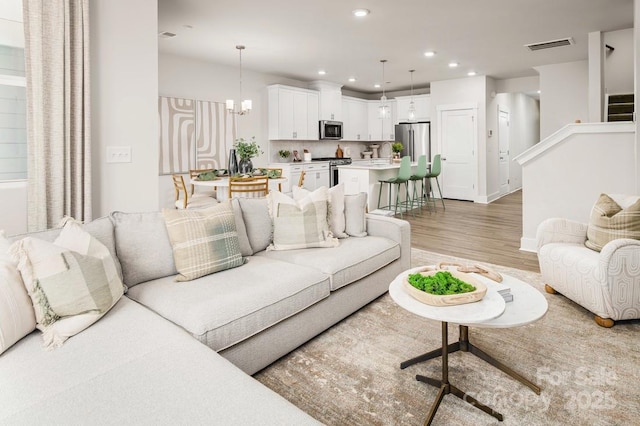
[293,184,348,238]
[9,221,124,349]
[586,193,640,252]
[162,202,245,281]
[0,231,37,355]
[237,197,273,253]
[344,192,368,237]
[268,188,339,250]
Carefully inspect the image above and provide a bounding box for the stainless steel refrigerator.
[394,122,430,161]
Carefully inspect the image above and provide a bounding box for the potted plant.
[391,142,404,161]
[234,137,263,173]
[278,149,291,162]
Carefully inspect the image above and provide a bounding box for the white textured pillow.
[293,184,348,238]
[9,221,124,349]
[268,188,339,250]
[0,231,37,355]
[344,193,368,237]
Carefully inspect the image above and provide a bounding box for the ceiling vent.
[158,31,176,39]
[525,37,574,51]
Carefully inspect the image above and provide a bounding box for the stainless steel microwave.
[319,120,343,140]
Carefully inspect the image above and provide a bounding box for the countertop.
[338,161,417,170]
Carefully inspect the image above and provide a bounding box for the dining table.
[191,176,287,201]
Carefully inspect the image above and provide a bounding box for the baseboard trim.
[520,237,537,253]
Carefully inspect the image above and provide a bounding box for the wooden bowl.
[403,269,487,306]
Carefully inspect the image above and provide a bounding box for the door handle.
[442,157,447,161]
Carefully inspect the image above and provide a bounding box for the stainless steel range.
[312,157,353,187]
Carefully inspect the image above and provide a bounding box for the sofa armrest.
[536,218,588,253]
[366,214,411,270]
[599,239,640,317]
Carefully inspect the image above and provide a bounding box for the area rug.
[254,248,640,425]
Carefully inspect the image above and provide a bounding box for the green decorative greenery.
[391,142,404,153]
[278,149,291,159]
[407,271,476,295]
[234,137,263,160]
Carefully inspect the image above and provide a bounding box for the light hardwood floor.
[401,190,540,272]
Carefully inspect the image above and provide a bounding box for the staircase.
[606,93,634,122]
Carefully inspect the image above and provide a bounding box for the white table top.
[191,177,287,188]
[389,266,547,328]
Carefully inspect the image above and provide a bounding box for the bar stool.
[377,156,413,218]
[426,154,445,210]
[409,155,430,213]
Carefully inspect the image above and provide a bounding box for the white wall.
[495,76,540,95]
[535,61,588,139]
[90,0,159,217]
[604,28,633,95]
[517,124,635,251]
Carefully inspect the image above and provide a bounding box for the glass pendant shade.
[378,60,390,119]
[407,69,416,121]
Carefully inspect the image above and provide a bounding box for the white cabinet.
[302,162,330,191]
[394,94,431,123]
[308,81,342,121]
[268,85,319,140]
[342,97,368,141]
[367,99,396,141]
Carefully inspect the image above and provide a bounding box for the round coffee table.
[389,266,548,425]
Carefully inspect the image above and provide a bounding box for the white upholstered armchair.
[537,217,640,327]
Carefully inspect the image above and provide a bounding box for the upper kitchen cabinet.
[268,84,319,140]
[342,97,368,141]
[308,81,343,121]
[394,94,431,123]
[367,99,396,141]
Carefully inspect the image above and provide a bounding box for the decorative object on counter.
[226,45,252,116]
[362,151,373,160]
[370,144,380,159]
[336,145,343,158]
[234,137,263,174]
[344,146,351,158]
[278,150,291,162]
[228,149,239,176]
[391,142,403,162]
[292,150,302,162]
[303,149,311,162]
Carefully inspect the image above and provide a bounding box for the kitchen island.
[338,160,422,213]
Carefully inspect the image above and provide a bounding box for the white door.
[498,110,510,196]
[439,107,476,201]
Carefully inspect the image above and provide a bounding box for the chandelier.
[226,45,252,115]
[378,59,390,119]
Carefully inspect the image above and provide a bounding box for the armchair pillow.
[585,193,640,252]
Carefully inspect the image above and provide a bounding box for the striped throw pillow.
[585,193,640,252]
[162,202,245,281]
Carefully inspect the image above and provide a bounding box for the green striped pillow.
[162,202,245,281]
[585,193,640,252]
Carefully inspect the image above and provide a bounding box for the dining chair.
[409,155,430,213]
[172,174,219,209]
[265,168,283,191]
[189,168,216,197]
[426,154,445,210]
[228,176,269,198]
[377,156,413,218]
[298,170,306,187]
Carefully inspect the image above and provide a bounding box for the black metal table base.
[412,322,503,425]
[401,324,541,395]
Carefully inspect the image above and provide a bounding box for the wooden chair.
[265,168,283,191]
[298,170,306,187]
[189,168,216,197]
[228,176,269,198]
[172,174,218,209]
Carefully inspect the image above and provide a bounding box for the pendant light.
[226,45,252,115]
[408,69,416,121]
[378,59,390,119]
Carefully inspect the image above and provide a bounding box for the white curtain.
[23,0,91,231]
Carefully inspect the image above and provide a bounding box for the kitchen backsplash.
[270,140,393,163]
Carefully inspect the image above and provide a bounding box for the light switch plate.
[106,146,131,163]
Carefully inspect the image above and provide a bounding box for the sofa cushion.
[0,297,320,425]
[237,197,272,253]
[344,193,368,237]
[111,211,177,287]
[126,256,330,351]
[293,184,348,238]
[162,202,245,281]
[257,236,399,291]
[586,193,640,252]
[9,221,124,349]
[0,259,36,355]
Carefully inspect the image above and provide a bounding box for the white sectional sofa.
[0,196,410,424]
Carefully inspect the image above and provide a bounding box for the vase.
[228,149,238,176]
[239,158,253,174]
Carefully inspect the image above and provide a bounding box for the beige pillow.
[162,202,245,281]
[344,193,368,237]
[9,221,124,349]
[293,184,348,238]
[268,188,339,250]
[586,193,640,252]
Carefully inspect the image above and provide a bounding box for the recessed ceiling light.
[348,77,356,82]
[318,70,326,75]
[374,83,381,88]
[537,90,541,94]
[467,71,476,76]
[352,9,370,17]
[424,51,436,57]
[449,62,459,68]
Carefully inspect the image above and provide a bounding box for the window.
[0,45,26,181]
